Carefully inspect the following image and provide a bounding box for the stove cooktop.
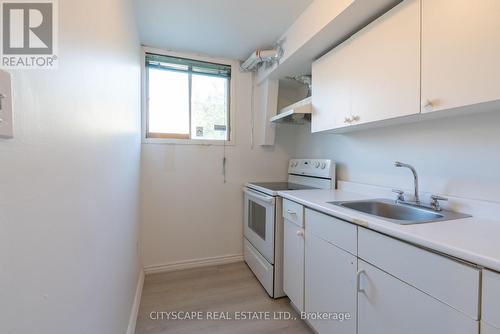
[246,159,335,196]
[248,182,315,191]
[246,182,316,196]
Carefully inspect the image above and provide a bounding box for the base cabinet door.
[483,269,500,329]
[357,260,478,334]
[305,231,357,334]
[482,322,500,334]
[283,219,304,311]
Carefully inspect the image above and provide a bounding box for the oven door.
[243,188,275,264]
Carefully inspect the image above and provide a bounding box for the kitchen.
[1,0,500,333]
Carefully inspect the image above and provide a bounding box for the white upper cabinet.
[421,0,500,113]
[311,37,353,133]
[350,0,420,125]
[312,0,420,132]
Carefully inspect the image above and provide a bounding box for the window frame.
[141,46,236,145]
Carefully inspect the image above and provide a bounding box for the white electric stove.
[243,159,335,298]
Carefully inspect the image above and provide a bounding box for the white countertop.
[278,189,500,272]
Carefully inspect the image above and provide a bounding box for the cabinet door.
[357,260,478,334]
[482,322,500,334]
[358,227,480,319]
[311,38,353,133]
[311,0,420,132]
[350,0,420,125]
[283,219,304,311]
[422,0,500,113]
[305,231,356,334]
[482,269,500,329]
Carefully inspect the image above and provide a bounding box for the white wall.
[140,67,290,268]
[0,1,142,333]
[279,110,500,202]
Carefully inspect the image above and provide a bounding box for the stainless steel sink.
[329,199,470,225]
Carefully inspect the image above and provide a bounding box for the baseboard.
[143,254,243,275]
[127,269,145,334]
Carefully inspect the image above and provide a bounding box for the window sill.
[142,137,235,146]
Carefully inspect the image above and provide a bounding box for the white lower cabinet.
[357,260,478,334]
[283,218,304,311]
[286,207,488,334]
[482,322,500,334]
[482,269,500,334]
[305,230,357,334]
[358,227,480,319]
[482,269,500,330]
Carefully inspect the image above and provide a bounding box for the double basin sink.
[329,199,470,225]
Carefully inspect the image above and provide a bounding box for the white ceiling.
[133,0,313,60]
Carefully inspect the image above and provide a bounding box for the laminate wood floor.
[135,262,313,334]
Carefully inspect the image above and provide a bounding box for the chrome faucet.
[394,161,420,204]
[393,161,449,212]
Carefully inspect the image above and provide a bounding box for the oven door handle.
[244,188,275,204]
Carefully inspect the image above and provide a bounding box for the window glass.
[145,53,231,141]
[191,74,229,140]
[147,67,189,136]
[249,201,266,240]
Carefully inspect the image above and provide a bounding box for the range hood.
[270,97,312,124]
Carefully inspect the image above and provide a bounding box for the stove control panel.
[288,159,335,179]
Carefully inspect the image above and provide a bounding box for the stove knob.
[320,162,326,169]
[314,161,320,168]
[290,161,294,167]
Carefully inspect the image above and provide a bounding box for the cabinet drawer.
[358,228,480,319]
[482,269,500,329]
[305,209,357,255]
[283,199,304,227]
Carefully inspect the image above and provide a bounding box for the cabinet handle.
[296,229,304,237]
[421,99,433,111]
[345,115,360,124]
[287,209,297,216]
[356,270,366,293]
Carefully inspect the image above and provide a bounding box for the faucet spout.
[394,161,420,204]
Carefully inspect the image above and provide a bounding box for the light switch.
[0,69,13,138]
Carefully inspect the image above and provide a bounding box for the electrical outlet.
[0,70,13,138]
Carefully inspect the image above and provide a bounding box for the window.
[145,52,232,142]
